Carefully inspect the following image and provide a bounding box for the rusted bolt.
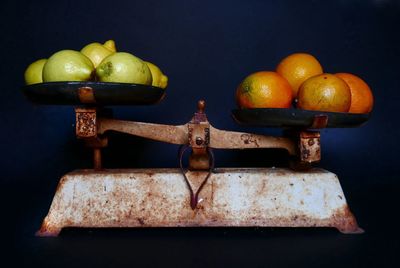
[195,137,203,145]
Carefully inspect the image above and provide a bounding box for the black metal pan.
[232,108,370,128]
[22,82,166,105]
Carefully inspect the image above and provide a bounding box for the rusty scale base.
[36,99,363,236]
[37,168,362,236]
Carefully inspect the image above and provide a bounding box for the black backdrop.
[1,0,399,267]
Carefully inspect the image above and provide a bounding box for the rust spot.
[302,149,311,159]
[78,87,96,104]
[310,115,328,129]
[308,138,315,146]
[210,180,215,204]
[55,176,68,193]
[137,218,145,225]
[240,134,259,147]
[75,109,97,138]
[330,205,363,234]
[260,180,267,193]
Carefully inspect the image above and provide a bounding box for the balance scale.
[23,82,368,236]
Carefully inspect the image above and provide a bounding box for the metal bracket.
[188,123,210,149]
[187,100,211,170]
[300,131,321,163]
[75,107,97,138]
[75,107,107,170]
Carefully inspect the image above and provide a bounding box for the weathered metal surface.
[77,87,96,104]
[310,114,328,129]
[93,100,297,157]
[84,136,108,148]
[210,126,297,155]
[98,118,188,145]
[93,148,102,170]
[188,147,210,170]
[299,131,321,163]
[37,168,362,236]
[180,146,215,209]
[188,123,209,148]
[75,108,97,138]
[187,100,211,170]
[96,116,297,156]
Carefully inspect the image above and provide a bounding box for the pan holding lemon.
[23,40,168,89]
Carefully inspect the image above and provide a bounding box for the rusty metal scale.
[22,82,370,236]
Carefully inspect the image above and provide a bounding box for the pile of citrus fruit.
[24,40,168,89]
[236,53,373,114]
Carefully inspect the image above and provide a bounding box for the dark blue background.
[1,0,399,267]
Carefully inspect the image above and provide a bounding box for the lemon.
[103,40,116,53]
[81,40,116,67]
[96,52,152,85]
[144,61,168,89]
[42,50,94,82]
[24,59,47,85]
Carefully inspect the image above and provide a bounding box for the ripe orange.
[276,53,323,97]
[236,71,293,109]
[335,73,374,114]
[297,73,351,112]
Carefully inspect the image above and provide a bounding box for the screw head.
[195,137,203,145]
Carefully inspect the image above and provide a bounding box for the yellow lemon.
[81,40,116,67]
[24,59,47,85]
[96,52,152,85]
[42,50,94,82]
[144,61,168,88]
[103,40,116,52]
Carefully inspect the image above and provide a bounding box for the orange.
[335,73,374,114]
[236,71,293,109]
[297,73,351,112]
[276,53,323,97]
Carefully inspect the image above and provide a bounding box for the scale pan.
[22,82,166,105]
[232,108,370,128]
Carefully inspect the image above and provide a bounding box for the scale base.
[37,168,363,236]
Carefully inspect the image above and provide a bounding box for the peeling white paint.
[37,168,361,236]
